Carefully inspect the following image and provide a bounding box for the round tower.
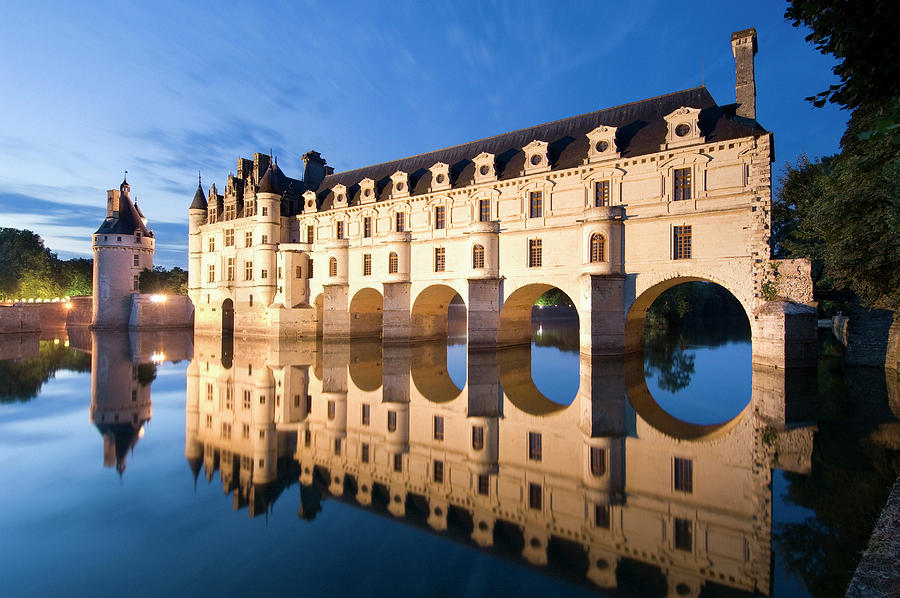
[92,176,155,328]
[254,163,282,307]
[187,175,207,308]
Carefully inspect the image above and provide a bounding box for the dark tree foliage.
[785,0,900,111]
[139,266,188,295]
[0,228,94,299]
[0,341,91,401]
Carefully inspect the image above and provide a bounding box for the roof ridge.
[325,86,711,180]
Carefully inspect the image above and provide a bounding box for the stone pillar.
[751,300,817,368]
[585,547,618,589]
[383,281,411,343]
[322,284,350,339]
[468,278,502,348]
[521,526,549,566]
[579,274,625,355]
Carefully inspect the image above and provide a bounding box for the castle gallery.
[187,29,813,362]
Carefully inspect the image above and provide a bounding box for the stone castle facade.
[188,28,814,363]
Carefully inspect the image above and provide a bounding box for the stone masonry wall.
[846,306,900,369]
[129,294,194,329]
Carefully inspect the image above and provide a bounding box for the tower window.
[528,431,542,461]
[673,225,692,260]
[590,233,606,263]
[434,206,445,230]
[261,235,268,244]
[433,460,444,483]
[434,247,445,272]
[361,404,370,426]
[260,269,268,279]
[528,239,542,268]
[529,191,543,218]
[472,244,485,269]
[261,206,268,216]
[133,254,140,268]
[472,425,484,451]
[361,443,370,463]
[395,212,405,232]
[674,518,692,551]
[363,216,372,238]
[528,483,542,510]
[590,447,607,476]
[393,453,402,472]
[244,261,253,280]
[363,253,372,276]
[387,410,397,432]
[327,400,335,420]
[594,180,610,207]
[674,168,692,201]
[595,505,611,528]
[479,199,490,222]
[295,265,302,278]
[329,257,338,277]
[674,457,693,493]
[207,264,215,283]
[307,225,314,244]
[336,221,344,239]
[388,252,398,274]
[477,474,489,495]
[433,415,444,441]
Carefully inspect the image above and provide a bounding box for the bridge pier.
[468,278,502,347]
[382,282,411,343]
[322,284,350,339]
[579,274,625,355]
[751,300,817,369]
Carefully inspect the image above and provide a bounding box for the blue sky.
[0,0,845,267]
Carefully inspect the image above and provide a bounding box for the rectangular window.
[590,447,607,476]
[224,229,234,246]
[361,404,370,426]
[224,387,233,410]
[306,394,312,414]
[308,260,313,278]
[433,460,444,483]
[133,275,140,291]
[363,216,372,238]
[529,191,543,218]
[244,261,253,280]
[327,400,335,420]
[594,180,610,207]
[206,383,213,402]
[295,265,302,278]
[674,457,693,493]
[361,443,370,463]
[226,257,235,281]
[334,438,341,456]
[207,264,215,283]
[395,212,405,232]
[245,231,252,247]
[674,167,692,201]
[221,422,231,439]
[393,453,402,472]
[673,225,692,260]
[433,415,444,441]
[261,206,268,216]
[259,394,266,404]
[363,253,372,276]
[434,206,445,230]
[336,221,344,239]
[307,225,314,244]
[479,199,490,222]
[387,410,397,432]
[595,504,611,529]
[249,295,253,307]
[261,269,268,279]
[277,266,282,279]
[528,431,542,461]
[208,237,215,252]
[261,234,268,245]
[242,423,249,439]
[293,394,300,407]
[528,239,542,268]
[472,426,484,451]
[477,474,489,496]
[133,254,140,267]
[528,483,542,510]
[434,247,445,272]
[205,414,212,428]
[304,429,311,447]
[242,389,251,409]
[674,518,692,551]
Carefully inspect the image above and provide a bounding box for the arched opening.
[221,298,234,335]
[411,341,464,402]
[328,257,338,277]
[349,339,383,391]
[589,233,606,263]
[410,284,466,341]
[349,287,383,338]
[498,345,573,415]
[627,279,752,426]
[388,252,398,274]
[472,244,485,269]
[498,284,579,349]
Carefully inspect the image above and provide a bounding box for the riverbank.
[845,474,900,597]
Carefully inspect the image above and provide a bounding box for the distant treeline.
[139,266,188,295]
[0,341,91,401]
[645,282,746,330]
[0,228,92,300]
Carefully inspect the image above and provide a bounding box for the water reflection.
[185,332,818,595]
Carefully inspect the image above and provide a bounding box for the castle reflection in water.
[115,328,810,598]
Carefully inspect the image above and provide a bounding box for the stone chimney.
[731,28,758,120]
[302,150,328,190]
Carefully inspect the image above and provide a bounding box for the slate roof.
[95,189,153,237]
[313,86,765,210]
[190,181,207,210]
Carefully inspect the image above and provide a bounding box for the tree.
[139,266,188,295]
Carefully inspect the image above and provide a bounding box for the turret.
[254,163,282,307]
[188,175,207,307]
[302,150,328,190]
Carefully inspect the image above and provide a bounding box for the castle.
[188,28,815,364]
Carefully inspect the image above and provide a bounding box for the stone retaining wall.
[846,306,900,370]
[846,474,900,597]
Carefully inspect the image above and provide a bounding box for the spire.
[190,174,207,210]
[120,170,131,197]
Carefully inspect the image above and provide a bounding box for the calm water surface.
[0,317,897,598]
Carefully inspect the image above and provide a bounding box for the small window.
[590,447,607,476]
[395,212,405,232]
[361,404,370,426]
[361,443,370,463]
[327,400,335,420]
[363,216,372,238]
[208,237,215,252]
[133,254,140,267]
[674,167,692,201]
[226,257,235,281]
[308,260,313,278]
[304,430,311,447]
[261,234,268,244]
[242,423,250,439]
[329,257,338,277]
[434,247,445,272]
[307,225,314,244]
[244,261,253,280]
[387,410,397,432]
[472,244,485,269]
[529,191,543,218]
[261,206,268,216]
[674,457,693,493]
[388,252,398,274]
[528,483,542,510]
[259,394,266,405]
[245,231,252,247]
[594,180,610,207]
[434,206,445,230]
[306,394,312,413]
[260,268,268,279]
[433,460,444,483]
[242,390,251,409]
[673,225,692,260]
[528,239,542,268]
[224,229,234,246]
[477,474,489,495]
[336,221,344,239]
[333,438,341,456]
[674,518,692,551]
[393,452,402,472]
[433,415,444,441]
[249,295,253,306]
[479,199,490,222]
[135,231,141,241]
[363,253,372,276]
[207,264,215,283]
[590,233,606,263]
[472,425,484,451]
[595,504,611,529]
[295,265,302,278]
[528,431,542,461]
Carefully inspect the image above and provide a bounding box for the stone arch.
[411,284,466,341]
[625,273,751,353]
[498,345,574,416]
[498,282,579,347]
[588,232,607,263]
[411,341,464,402]
[349,287,383,339]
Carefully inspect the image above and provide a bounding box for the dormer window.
[302,190,317,213]
[585,126,619,163]
[662,106,703,149]
[332,184,347,208]
[429,162,451,192]
[473,152,496,183]
[390,171,409,199]
[359,178,376,204]
[522,140,549,175]
[135,231,141,242]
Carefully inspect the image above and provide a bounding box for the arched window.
[329,257,338,277]
[590,233,606,263]
[472,244,485,269]
[388,252,398,274]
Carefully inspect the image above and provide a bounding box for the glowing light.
[150,351,166,364]
[150,294,167,303]
[53,338,60,345]
[64,301,73,310]
[138,426,145,438]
